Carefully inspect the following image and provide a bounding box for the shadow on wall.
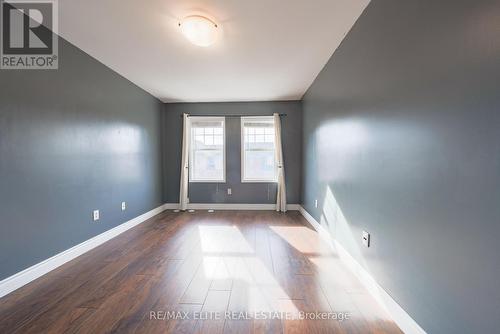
[307,116,431,333]
[314,117,369,268]
[310,117,395,317]
[317,185,390,307]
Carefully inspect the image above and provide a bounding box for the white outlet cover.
[227,188,232,195]
[93,210,99,221]
[121,202,126,211]
[362,231,370,247]
[314,199,318,208]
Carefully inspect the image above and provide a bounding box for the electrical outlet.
[93,210,100,221]
[314,199,318,208]
[121,202,126,211]
[227,188,232,195]
[362,231,370,247]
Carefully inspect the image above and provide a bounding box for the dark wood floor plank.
[11,257,141,334]
[69,274,152,334]
[40,307,96,334]
[0,210,402,334]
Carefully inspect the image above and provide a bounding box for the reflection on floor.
[0,211,403,333]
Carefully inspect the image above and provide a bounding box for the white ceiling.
[58,0,369,103]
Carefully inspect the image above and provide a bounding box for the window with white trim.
[241,116,276,182]
[189,117,225,182]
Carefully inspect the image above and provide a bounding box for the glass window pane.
[247,141,272,150]
[242,116,276,181]
[244,150,275,180]
[195,135,204,144]
[255,128,265,135]
[214,135,223,145]
[192,150,224,181]
[265,128,274,135]
[190,117,225,182]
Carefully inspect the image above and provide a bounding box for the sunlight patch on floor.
[198,225,297,314]
[198,225,254,254]
[269,225,331,254]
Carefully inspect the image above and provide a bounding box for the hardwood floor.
[0,211,403,334]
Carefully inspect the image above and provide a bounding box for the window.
[189,117,225,182]
[241,116,276,182]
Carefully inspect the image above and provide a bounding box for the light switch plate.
[121,202,126,211]
[362,231,370,247]
[227,188,232,195]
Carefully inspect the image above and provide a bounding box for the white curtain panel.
[274,113,287,212]
[179,113,190,211]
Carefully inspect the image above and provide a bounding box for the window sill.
[241,179,277,183]
[189,180,226,183]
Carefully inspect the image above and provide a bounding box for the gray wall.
[163,102,302,204]
[0,37,163,280]
[301,1,500,333]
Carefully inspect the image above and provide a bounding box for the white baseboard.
[286,204,301,211]
[165,203,301,211]
[0,204,169,299]
[298,206,427,334]
[163,203,180,210]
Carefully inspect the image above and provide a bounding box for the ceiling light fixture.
[178,15,219,47]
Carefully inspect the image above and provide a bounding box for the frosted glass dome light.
[179,15,219,47]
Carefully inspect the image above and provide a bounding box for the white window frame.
[189,116,226,183]
[241,116,277,183]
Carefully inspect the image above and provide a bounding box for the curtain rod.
[182,113,287,118]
